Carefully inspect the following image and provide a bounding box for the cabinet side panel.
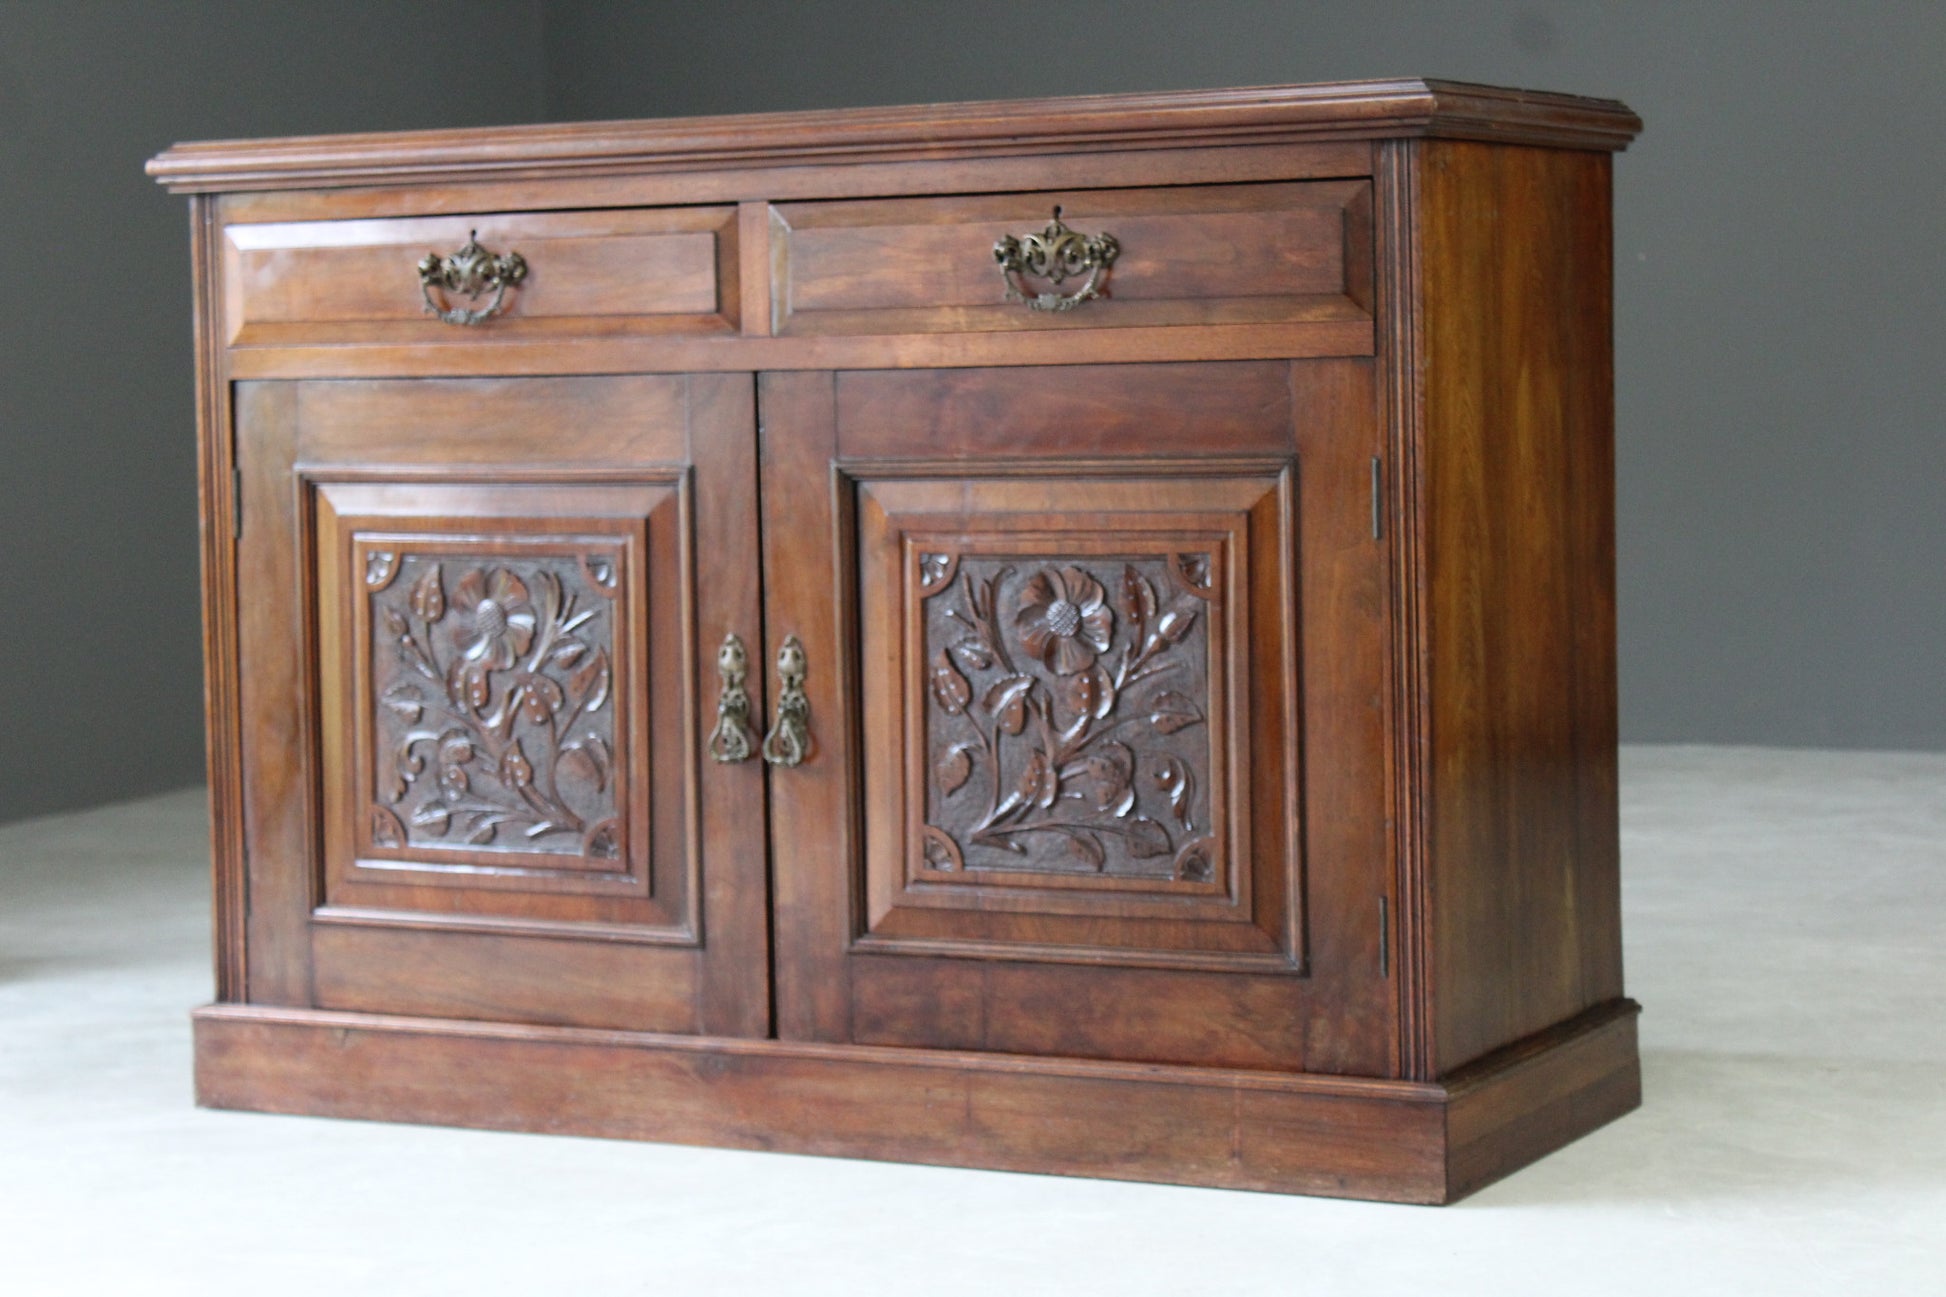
[1417,141,1623,1074]
[194,196,247,1001]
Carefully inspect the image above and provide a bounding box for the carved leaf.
[571,649,610,713]
[936,742,974,797]
[1150,691,1206,734]
[549,640,587,668]
[438,763,469,797]
[382,606,411,641]
[391,730,436,794]
[408,562,445,622]
[381,684,423,722]
[1119,565,1158,629]
[465,815,500,846]
[449,658,492,711]
[1155,608,1197,646]
[971,575,997,622]
[930,649,972,716]
[559,734,611,793]
[1016,749,1059,810]
[1123,815,1171,859]
[1062,663,1116,722]
[1056,828,1106,870]
[409,801,452,835]
[1156,756,1196,832]
[519,673,565,724]
[982,674,1034,735]
[951,639,994,673]
[500,741,534,790]
[1062,742,1135,817]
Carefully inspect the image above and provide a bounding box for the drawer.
[222,207,738,346]
[770,181,1371,337]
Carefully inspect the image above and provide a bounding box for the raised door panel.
[762,361,1396,1074]
[232,374,768,1035]
[855,473,1296,969]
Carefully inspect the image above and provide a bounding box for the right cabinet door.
[762,360,1395,1074]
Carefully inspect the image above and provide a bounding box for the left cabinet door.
[230,373,770,1036]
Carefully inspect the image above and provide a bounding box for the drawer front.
[771,181,1372,337]
[222,208,737,345]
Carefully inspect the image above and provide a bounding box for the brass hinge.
[1370,457,1383,541]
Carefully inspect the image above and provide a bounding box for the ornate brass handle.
[993,206,1119,312]
[707,633,758,763]
[417,229,527,326]
[760,634,811,768]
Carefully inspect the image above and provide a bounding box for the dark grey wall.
[548,0,1946,751]
[0,2,546,823]
[3,2,1941,823]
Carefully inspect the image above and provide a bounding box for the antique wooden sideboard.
[149,79,1642,1203]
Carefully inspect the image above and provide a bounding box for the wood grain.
[210,142,1375,226]
[765,360,1403,1072]
[233,374,768,1036]
[188,194,248,1000]
[223,207,734,347]
[757,372,856,1043]
[772,182,1371,337]
[1405,140,1625,1075]
[231,381,315,1005]
[192,997,1638,1203]
[149,79,1640,193]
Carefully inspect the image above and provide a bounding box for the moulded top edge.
[146,78,1642,194]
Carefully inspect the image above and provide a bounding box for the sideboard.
[148,78,1642,1203]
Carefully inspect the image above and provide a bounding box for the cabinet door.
[761,361,1396,1074]
[232,373,769,1035]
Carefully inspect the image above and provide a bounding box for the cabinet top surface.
[147,78,1640,194]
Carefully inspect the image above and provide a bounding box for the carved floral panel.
[365,549,622,861]
[919,550,1219,883]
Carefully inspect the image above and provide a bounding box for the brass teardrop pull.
[707,633,757,763]
[761,635,811,768]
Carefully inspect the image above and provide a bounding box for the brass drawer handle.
[761,634,811,767]
[417,229,527,325]
[707,633,758,763]
[993,206,1119,312]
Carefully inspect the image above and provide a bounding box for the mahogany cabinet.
[150,79,1642,1203]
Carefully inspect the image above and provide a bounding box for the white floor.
[1,746,1941,1294]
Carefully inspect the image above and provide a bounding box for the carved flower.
[450,568,537,670]
[1014,567,1113,675]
